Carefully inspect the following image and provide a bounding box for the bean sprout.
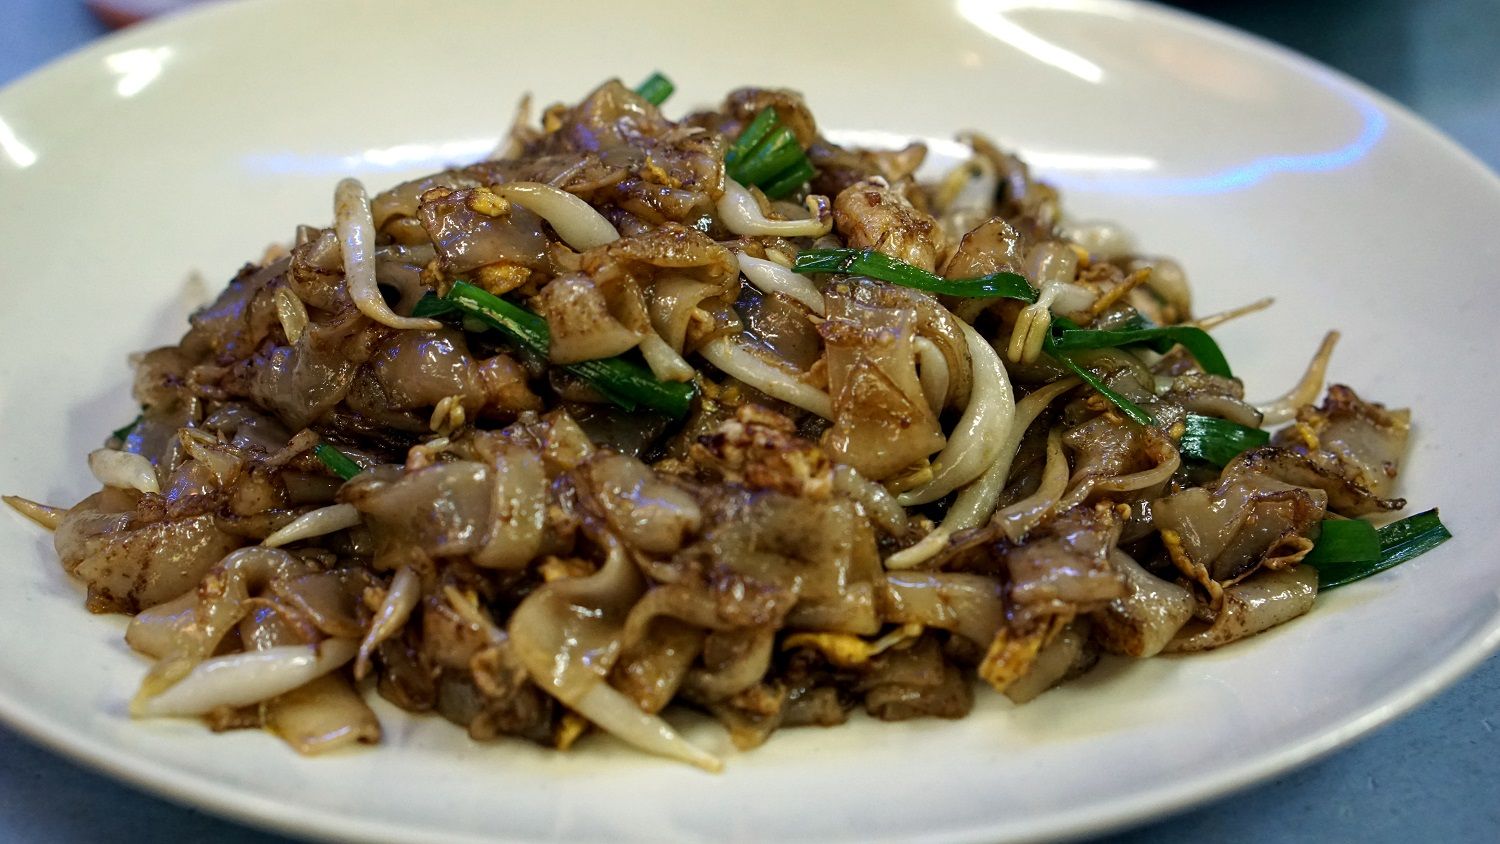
[334,178,441,330]
[717,178,832,238]
[491,182,620,250]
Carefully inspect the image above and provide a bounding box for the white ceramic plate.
[2,1,1497,841]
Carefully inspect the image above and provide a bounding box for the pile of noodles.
[6,80,1418,770]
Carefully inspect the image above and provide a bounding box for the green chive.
[1178,414,1269,466]
[417,283,696,419]
[1304,509,1453,590]
[1302,519,1382,566]
[633,72,674,106]
[1048,349,1155,427]
[313,443,362,481]
[730,126,803,187]
[760,158,816,200]
[793,248,1037,301]
[725,106,778,167]
[1049,319,1233,378]
[110,413,143,442]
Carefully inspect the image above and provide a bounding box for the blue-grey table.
[1,1,1495,841]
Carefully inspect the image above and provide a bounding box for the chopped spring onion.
[414,282,696,419]
[1303,509,1453,590]
[1037,327,1154,426]
[314,443,362,481]
[733,127,803,187]
[1049,318,1233,378]
[1048,349,1155,427]
[725,107,778,167]
[794,248,1037,301]
[1178,414,1269,466]
[111,414,143,442]
[725,106,815,200]
[633,72,674,106]
[758,158,816,201]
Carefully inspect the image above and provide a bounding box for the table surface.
[1,1,1496,841]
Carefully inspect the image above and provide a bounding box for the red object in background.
[87,0,220,28]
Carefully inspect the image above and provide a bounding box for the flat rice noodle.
[611,619,704,714]
[699,492,882,635]
[55,489,244,614]
[1165,565,1318,653]
[342,328,488,431]
[1091,551,1196,658]
[583,452,702,555]
[417,187,550,274]
[1271,385,1411,500]
[468,437,548,569]
[648,275,718,352]
[371,169,477,229]
[245,330,360,431]
[858,636,972,721]
[340,462,495,559]
[685,627,776,701]
[1001,504,1127,608]
[1229,447,1402,517]
[880,572,1005,648]
[1155,450,1332,583]
[819,286,945,480]
[1153,486,1322,585]
[1004,619,1095,704]
[533,272,644,364]
[508,539,721,770]
[265,673,382,754]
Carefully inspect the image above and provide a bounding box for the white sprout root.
[273,286,309,343]
[1256,330,1340,426]
[913,337,950,414]
[2,495,64,530]
[1008,284,1060,365]
[334,178,441,331]
[132,638,358,717]
[355,566,420,680]
[637,332,697,382]
[886,377,1079,570]
[491,182,620,250]
[700,336,833,419]
[570,679,723,772]
[87,448,160,494]
[899,323,1013,505]
[995,428,1068,541]
[717,178,832,238]
[737,254,826,315]
[1061,220,1135,262]
[833,466,909,538]
[1190,296,1275,331]
[262,503,362,548]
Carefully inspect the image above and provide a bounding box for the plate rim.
[1,1,1498,842]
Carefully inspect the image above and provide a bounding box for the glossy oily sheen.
[0,1,1498,842]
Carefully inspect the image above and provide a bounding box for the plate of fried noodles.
[0,0,1496,841]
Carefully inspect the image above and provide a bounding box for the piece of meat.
[832,178,945,272]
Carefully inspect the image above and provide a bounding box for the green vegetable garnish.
[725,106,815,199]
[759,159,817,202]
[725,107,778,167]
[1045,346,1156,427]
[414,282,696,418]
[732,127,803,187]
[313,443,362,481]
[1303,509,1453,590]
[793,248,1037,301]
[633,72,674,106]
[1177,414,1269,466]
[1048,318,1233,378]
[110,414,143,442]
